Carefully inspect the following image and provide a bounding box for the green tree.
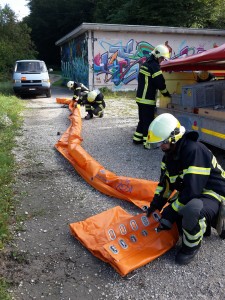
[0,4,37,79]
[26,0,95,67]
[25,0,224,67]
[200,0,225,29]
[96,0,220,28]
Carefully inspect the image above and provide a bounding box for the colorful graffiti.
[60,33,218,89]
[93,39,209,87]
[61,34,89,86]
[93,39,154,86]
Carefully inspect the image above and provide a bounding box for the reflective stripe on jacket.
[151,131,225,211]
[73,82,89,99]
[136,55,169,105]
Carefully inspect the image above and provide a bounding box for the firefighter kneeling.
[67,81,105,120]
[145,113,225,265]
[81,90,106,120]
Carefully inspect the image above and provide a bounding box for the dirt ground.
[1,83,225,300]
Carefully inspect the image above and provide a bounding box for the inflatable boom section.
[70,206,179,277]
[55,98,158,209]
[56,98,179,277]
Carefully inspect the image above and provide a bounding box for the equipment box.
[182,82,216,107]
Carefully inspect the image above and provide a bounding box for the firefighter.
[81,90,106,120]
[67,81,89,105]
[195,71,215,82]
[145,113,225,265]
[67,81,105,120]
[133,45,171,148]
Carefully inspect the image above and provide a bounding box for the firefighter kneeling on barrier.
[67,81,106,120]
[144,113,225,265]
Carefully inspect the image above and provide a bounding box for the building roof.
[55,23,225,46]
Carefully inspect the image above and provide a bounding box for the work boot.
[144,143,158,150]
[85,114,93,120]
[99,112,104,118]
[133,140,143,145]
[175,244,201,265]
[216,199,225,239]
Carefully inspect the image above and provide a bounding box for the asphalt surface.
[4,84,225,299]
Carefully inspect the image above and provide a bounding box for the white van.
[13,60,52,98]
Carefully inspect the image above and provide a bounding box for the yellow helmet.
[147,113,185,144]
[196,71,212,82]
[87,90,97,103]
[151,45,170,59]
[67,81,74,89]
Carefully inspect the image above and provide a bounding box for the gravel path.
[2,86,225,300]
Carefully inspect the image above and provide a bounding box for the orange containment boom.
[55,98,158,209]
[56,98,179,276]
[70,206,179,277]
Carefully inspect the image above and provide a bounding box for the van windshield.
[15,61,47,73]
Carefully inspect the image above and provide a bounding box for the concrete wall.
[58,25,225,91]
[90,30,223,91]
[61,33,89,86]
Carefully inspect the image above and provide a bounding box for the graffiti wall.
[91,31,223,91]
[61,33,89,86]
[59,28,224,91]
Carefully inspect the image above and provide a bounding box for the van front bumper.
[13,85,50,95]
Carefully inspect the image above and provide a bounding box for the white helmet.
[67,81,74,89]
[87,90,97,103]
[151,45,170,59]
[147,113,185,144]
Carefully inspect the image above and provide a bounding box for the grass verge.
[0,93,24,299]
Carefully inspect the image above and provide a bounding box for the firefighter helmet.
[67,81,74,89]
[147,113,185,144]
[87,90,97,103]
[197,71,210,81]
[196,71,214,82]
[151,45,170,59]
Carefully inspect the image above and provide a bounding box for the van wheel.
[46,89,51,98]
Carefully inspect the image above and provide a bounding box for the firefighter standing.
[145,113,225,265]
[133,45,171,148]
[67,81,105,120]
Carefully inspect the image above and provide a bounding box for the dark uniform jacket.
[136,55,170,105]
[78,90,105,117]
[151,131,225,213]
[72,82,89,101]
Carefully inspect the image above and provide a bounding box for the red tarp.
[161,43,225,72]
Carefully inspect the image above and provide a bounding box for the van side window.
[16,62,26,72]
[40,62,47,72]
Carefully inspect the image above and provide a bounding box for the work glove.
[162,91,171,98]
[155,218,172,232]
[160,204,178,225]
[72,96,78,101]
[146,204,157,218]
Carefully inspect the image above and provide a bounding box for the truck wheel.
[46,89,51,98]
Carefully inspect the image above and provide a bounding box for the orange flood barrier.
[70,206,179,277]
[56,98,179,276]
[55,98,158,209]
